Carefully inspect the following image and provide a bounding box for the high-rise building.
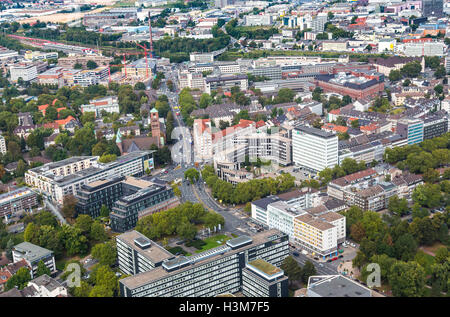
[292,125,339,173]
[119,229,289,297]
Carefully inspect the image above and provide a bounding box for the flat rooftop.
[120,229,286,290]
[294,125,336,139]
[308,275,371,297]
[117,231,173,265]
[13,242,53,263]
[248,259,281,276]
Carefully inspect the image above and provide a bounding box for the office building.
[292,125,339,173]
[119,229,289,297]
[242,259,288,297]
[12,242,56,279]
[0,187,38,218]
[423,111,448,140]
[396,118,424,145]
[10,63,37,82]
[116,231,174,276]
[108,177,180,232]
[403,42,446,56]
[25,151,155,205]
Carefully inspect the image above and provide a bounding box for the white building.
[292,125,339,173]
[10,64,37,82]
[0,134,6,155]
[193,119,214,163]
[81,96,120,117]
[26,275,68,297]
[178,70,205,90]
[403,42,446,56]
[190,52,214,63]
[12,242,56,279]
[25,151,154,205]
[245,14,273,26]
[267,201,298,241]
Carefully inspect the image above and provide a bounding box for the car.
[319,263,324,267]
[326,259,332,263]
[338,255,344,258]
[407,218,413,223]
[292,252,299,257]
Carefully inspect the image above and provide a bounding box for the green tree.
[91,242,117,267]
[36,260,51,277]
[90,221,108,242]
[5,267,31,291]
[184,168,200,184]
[388,195,409,216]
[100,204,110,217]
[388,261,426,297]
[301,260,317,283]
[86,60,98,70]
[281,256,302,287]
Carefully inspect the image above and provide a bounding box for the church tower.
[150,107,161,146]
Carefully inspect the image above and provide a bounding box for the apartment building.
[193,119,213,163]
[119,229,289,297]
[81,96,120,117]
[292,125,339,173]
[267,201,298,240]
[25,151,155,205]
[24,50,58,61]
[188,61,241,75]
[403,42,446,56]
[0,187,38,218]
[12,242,56,279]
[322,41,348,52]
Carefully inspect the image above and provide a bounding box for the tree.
[73,281,92,297]
[301,260,317,283]
[434,65,446,79]
[86,60,98,70]
[394,233,417,261]
[434,247,449,264]
[389,69,401,82]
[350,119,359,128]
[388,195,409,216]
[423,168,440,183]
[5,267,31,291]
[74,63,83,69]
[91,242,117,267]
[90,221,108,242]
[134,82,146,90]
[388,261,426,297]
[184,168,200,184]
[100,204,110,217]
[177,222,197,240]
[412,183,441,208]
[89,284,114,297]
[434,84,443,95]
[281,256,302,287]
[62,195,78,220]
[93,265,117,294]
[75,214,94,236]
[36,260,51,277]
[5,238,14,261]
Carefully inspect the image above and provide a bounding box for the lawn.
[167,246,191,256]
[193,234,231,253]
